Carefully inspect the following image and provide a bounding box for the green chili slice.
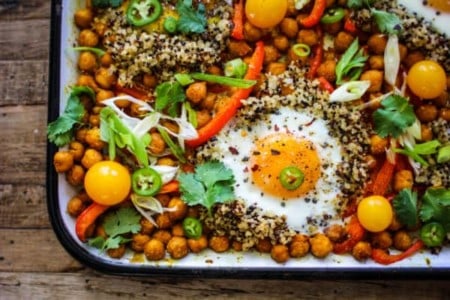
[182,217,203,239]
[132,167,163,196]
[127,0,162,27]
[420,222,446,247]
[292,43,311,57]
[163,16,178,33]
[320,7,345,24]
[279,166,304,190]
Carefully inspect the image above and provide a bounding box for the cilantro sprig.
[392,189,419,228]
[88,207,142,251]
[155,81,186,117]
[178,161,236,214]
[47,86,94,147]
[373,94,416,138]
[420,188,450,232]
[176,0,207,34]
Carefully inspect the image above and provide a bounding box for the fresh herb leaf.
[72,46,106,57]
[371,9,402,34]
[155,82,186,117]
[178,161,236,214]
[184,102,198,128]
[394,140,441,166]
[157,126,186,163]
[347,0,374,9]
[335,39,368,85]
[190,73,256,88]
[419,188,450,231]
[373,94,416,138]
[437,145,450,163]
[393,189,418,228]
[176,0,207,34]
[92,0,123,8]
[47,86,94,147]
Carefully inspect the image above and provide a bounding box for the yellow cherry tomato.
[357,195,393,233]
[84,161,131,206]
[245,0,288,29]
[406,60,446,99]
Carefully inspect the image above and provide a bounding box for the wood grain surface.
[0,1,449,299]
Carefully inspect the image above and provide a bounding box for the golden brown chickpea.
[404,50,425,68]
[322,21,341,35]
[297,29,319,47]
[153,229,172,245]
[371,231,392,249]
[370,134,388,155]
[289,237,310,258]
[107,244,126,259]
[66,165,85,186]
[266,62,287,75]
[286,0,297,16]
[287,47,309,65]
[78,51,97,73]
[78,29,99,47]
[280,18,299,39]
[196,109,212,129]
[140,217,156,235]
[440,108,450,121]
[394,170,414,191]
[140,74,157,89]
[256,238,273,253]
[81,148,103,169]
[74,8,93,29]
[168,197,188,221]
[100,52,113,67]
[432,91,448,108]
[393,230,412,251]
[317,60,337,82]
[209,235,230,253]
[68,141,85,161]
[201,93,217,110]
[365,154,378,170]
[160,120,179,134]
[232,240,243,251]
[96,89,115,103]
[420,124,433,142]
[166,236,189,259]
[360,70,383,93]
[367,34,387,55]
[398,44,408,61]
[148,132,166,155]
[263,45,280,65]
[352,241,372,261]
[271,244,290,263]
[53,151,74,173]
[325,224,345,243]
[156,194,171,207]
[273,35,290,52]
[77,74,99,92]
[95,67,117,89]
[416,104,438,122]
[131,233,151,252]
[206,65,222,76]
[243,21,263,42]
[228,40,252,57]
[388,214,403,231]
[89,114,100,127]
[85,127,105,150]
[67,196,86,217]
[309,234,333,258]
[75,127,88,143]
[144,239,166,261]
[171,223,185,237]
[157,157,177,167]
[369,55,384,70]
[155,212,172,229]
[334,31,355,53]
[187,235,208,253]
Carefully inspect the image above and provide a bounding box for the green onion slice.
[292,43,311,57]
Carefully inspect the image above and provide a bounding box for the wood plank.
[0,271,449,299]
[0,0,50,21]
[0,60,48,106]
[0,105,47,185]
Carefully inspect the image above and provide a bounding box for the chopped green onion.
[190,73,256,88]
[329,80,371,102]
[437,145,450,163]
[174,73,195,86]
[224,58,248,79]
[321,7,345,24]
[157,126,186,163]
[185,102,198,128]
[292,43,311,57]
[72,46,106,57]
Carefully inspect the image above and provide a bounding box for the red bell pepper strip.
[333,215,366,254]
[158,180,179,194]
[114,83,151,100]
[372,158,396,196]
[307,44,323,79]
[75,202,109,242]
[231,0,245,40]
[371,240,424,265]
[344,18,357,34]
[185,41,265,148]
[300,0,327,28]
[318,76,334,93]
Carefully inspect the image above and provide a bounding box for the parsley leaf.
[88,207,142,251]
[47,86,94,147]
[92,0,123,8]
[155,82,186,117]
[335,39,368,85]
[393,189,418,228]
[176,0,207,34]
[373,94,416,138]
[371,9,402,34]
[419,188,450,231]
[178,161,236,214]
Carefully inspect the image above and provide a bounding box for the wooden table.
[0,1,449,299]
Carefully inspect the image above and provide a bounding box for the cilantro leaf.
[373,95,416,138]
[176,0,207,34]
[392,189,418,228]
[92,0,123,8]
[347,0,374,9]
[335,39,368,85]
[419,188,450,231]
[178,161,236,214]
[155,82,186,117]
[371,9,402,34]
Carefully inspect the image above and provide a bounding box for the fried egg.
[211,106,344,234]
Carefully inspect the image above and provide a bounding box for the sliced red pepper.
[300,0,327,28]
[318,76,334,93]
[185,41,265,148]
[75,203,109,242]
[333,215,366,254]
[371,240,424,265]
[307,28,323,79]
[114,83,151,100]
[158,180,180,194]
[344,17,357,34]
[372,158,396,196]
[231,0,245,40]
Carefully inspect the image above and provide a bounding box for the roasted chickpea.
[309,234,333,258]
[369,55,384,70]
[352,241,372,261]
[440,108,450,121]
[68,141,85,161]
[144,239,166,261]
[155,212,172,229]
[367,34,387,55]
[394,170,414,191]
[166,236,189,259]
[148,132,166,155]
[196,109,212,129]
[157,157,177,167]
[325,224,345,243]
[209,235,230,253]
[78,51,97,73]
[256,238,273,253]
[263,45,280,65]
[53,151,74,173]
[334,31,355,53]
[66,164,85,186]
[100,52,113,67]
[188,235,208,253]
[131,233,151,252]
[153,229,172,245]
[432,91,448,108]
[171,223,185,237]
[228,40,252,57]
[201,93,217,110]
[266,62,287,75]
[404,50,425,68]
[420,124,433,142]
[140,217,156,235]
[81,148,103,169]
[107,244,126,259]
[74,8,93,29]
[75,127,88,143]
[416,104,438,122]
[271,244,290,263]
[78,29,99,47]
[322,21,341,35]
[243,21,263,42]
[273,35,290,52]
[393,230,412,251]
[96,89,115,103]
[67,195,86,217]
[317,60,337,82]
[77,74,99,92]
[168,197,188,221]
[371,231,392,249]
[95,67,117,89]
[370,134,388,155]
[280,18,299,39]
[89,114,100,127]
[85,127,105,150]
[388,214,403,231]
[289,237,310,258]
[360,70,383,93]
[156,194,171,207]
[297,29,319,47]
[232,240,243,251]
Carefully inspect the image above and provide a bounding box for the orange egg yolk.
[250,133,321,199]
[428,0,450,12]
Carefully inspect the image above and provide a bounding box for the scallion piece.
[292,43,311,57]
[190,73,256,88]
[72,46,106,57]
[224,58,248,79]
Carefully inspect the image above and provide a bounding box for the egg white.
[211,107,344,234]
